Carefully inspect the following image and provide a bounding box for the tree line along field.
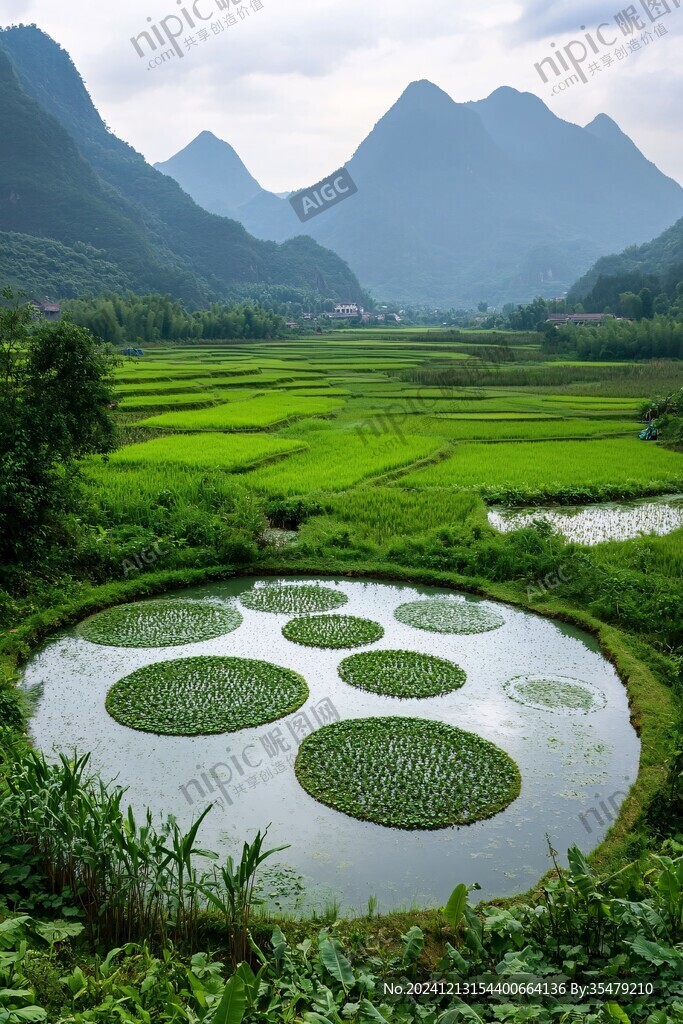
[97,336,683,513]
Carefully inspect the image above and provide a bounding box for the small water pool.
[489,494,683,545]
[21,577,639,915]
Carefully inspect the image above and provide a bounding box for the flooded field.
[21,577,639,915]
[489,494,683,545]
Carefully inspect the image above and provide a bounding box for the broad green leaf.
[233,962,258,1007]
[603,1004,631,1023]
[462,906,484,955]
[567,845,598,901]
[33,920,85,944]
[319,937,355,994]
[444,884,468,931]
[444,942,470,973]
[185,970,208,1009]
[212,975,246,1024]
[400,926,424,965]
[631,935,680,966]
[360,1001,391,1022]
[438,1003,485,1023]
[0,917,31,951]
[5,1010,48,1023]
[271,926,287,963]
[247,933,268,967]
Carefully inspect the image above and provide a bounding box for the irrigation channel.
[21,578,639,916]
[488,493,683,545]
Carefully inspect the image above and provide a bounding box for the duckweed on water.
[338,650,466,698]
[504,674,607,715]
[77,599,242,648]
[240,583,348,615]
[282,615,384,649]
[106,656,308,735]
[394,599,505,635]
[295,717,521,829]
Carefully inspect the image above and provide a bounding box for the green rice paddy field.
[97,337,683,524]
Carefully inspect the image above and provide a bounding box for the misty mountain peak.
[399,79,454,102]
[584,113,628,143]
[483,85,545,106]
[155,130,263,216]
[583,111,672,177]
[470,85,561,132]
[352,76,492,170]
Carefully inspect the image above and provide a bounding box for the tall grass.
[199,830,286,967]
[3,751,207,946]
[1,750,278,956]
[327,487,488,545]
[85,464,245,527]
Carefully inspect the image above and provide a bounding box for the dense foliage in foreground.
[0,737,682,1021]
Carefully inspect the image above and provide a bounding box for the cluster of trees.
[0,289,117,564]
[507,276,683,330]
[63,293,287,344]
[500,270,683,360]
[544,316,683,361]
[224,284,374,318]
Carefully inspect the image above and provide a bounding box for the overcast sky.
[2,0,682,192]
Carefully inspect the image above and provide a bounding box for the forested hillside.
[0,26,365,305]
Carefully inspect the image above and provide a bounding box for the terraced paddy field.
[93,336,683,532]
[138,394,343,431]
[397,438,683,501]
[107,434,308,470]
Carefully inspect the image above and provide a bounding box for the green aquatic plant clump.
[295,717,521,829]
[106,656,309,735]
[77,599,242,648]
[240,583,348,615]
[338,650,466,698]
[504,674,607,715]
[282,614,384,649]
[394,598,505,635]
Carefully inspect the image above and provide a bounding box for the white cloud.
[510,0,625,41]
[2,0,681,190]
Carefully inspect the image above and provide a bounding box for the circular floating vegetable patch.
[338,650,466,699]
[106,656,308,735]
[282,615,384,649]
[504,675,606,716]
[295,717,520,829]
[240,583,348,615]
[395,599,504,635]
[77,600,242,648]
